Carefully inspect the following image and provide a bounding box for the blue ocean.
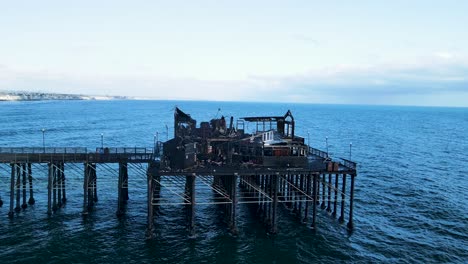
[0,100,466,263]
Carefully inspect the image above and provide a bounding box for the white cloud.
[1,53,468,106]
[434,52,455,60]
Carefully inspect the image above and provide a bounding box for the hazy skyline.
[1,1,467,106]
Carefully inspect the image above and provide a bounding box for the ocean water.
[0,100,466,263]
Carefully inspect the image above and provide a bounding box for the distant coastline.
[0,91,129,101]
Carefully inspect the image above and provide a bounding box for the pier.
[0,109,357,238]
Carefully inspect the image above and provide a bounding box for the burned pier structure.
[0,108,357,237]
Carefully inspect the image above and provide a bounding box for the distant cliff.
[0,91,129,101]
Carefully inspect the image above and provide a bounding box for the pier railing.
[0,147,88,154]
[308,147,329,159]
[340,158,357,170]
[0,147,156,163]
[307,146,357,171]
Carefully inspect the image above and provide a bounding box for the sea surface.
[0,100,466,263]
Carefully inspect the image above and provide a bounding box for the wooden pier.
[0,146,356,237]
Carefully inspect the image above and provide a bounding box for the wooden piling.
[327,173,332,212]
[293,175,298,214]
[8,163,15,217]
[271,173,279,234]
[61,163,66,204]
[57,164,62,208]
[82,163,89,215]
[347,174,355,230]
[311,173,317,230]
[316,174,320,205]
[267,175,272,226]
[15,164,21,212]
[303,173,311,223]
[189,173,196,235]
[53,164,57,212]
[92,163,98,203]
[338,174,347,223]
[117,162,125,216]
[154,174,161,213]
[287,174,292,208]
[321,174,326,209]
[261,175,267,217]
[299,174,304,217]
[21,163,27,209]
[47,163,52,215]
[123,165,129,202]
[146,168,154,239]
[27,163,35,205]
[230,173,238,234]
[332,173,338,217]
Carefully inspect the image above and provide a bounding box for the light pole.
[42,128,45,153]
[350,142,353,160]
[325,136,329,157]
[153,133,157,155]
[101,133,104,149]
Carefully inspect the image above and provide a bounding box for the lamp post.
[350,142,353,160]
[153,133,157,155]
[101,133,104,149]
[42,128,45,153]
[325,136,329,157]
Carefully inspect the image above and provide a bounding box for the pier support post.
[155,174,161,213]
[28,163,35,205]
[338,174,347,223]
[298,174,304,218]
[93,163,98,203]
[260,175,266,217]
[61,163,66,204]
[265,175,271,226]
[347,174,355,230]
[303,173,311,223]
[225,175,231,224]
[146,167,155,239]
[123,165,129,202]
[15,163,21,212]
[311,173,317,230]
[270,173,279,234]
[321,174,326,209]
[47,163,53,215]
[189,173,196,236]
[57,164,62,208]
[327,174,332,212]
[52,163,57,212]
[82,163,89,215]
[230,173,238,234]
[21,164,27,209]
[8,163,15,217]
[268,175,274,226]
[332,173,338,217]
[316,174,320,205]
[117,162,126,216]
[293,175,298,214]
[287,174,292,208]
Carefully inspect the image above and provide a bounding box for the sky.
[1,0,467,106]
